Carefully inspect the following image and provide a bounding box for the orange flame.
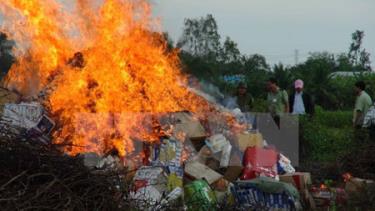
[0,0,211,156]
[320,183,328,190]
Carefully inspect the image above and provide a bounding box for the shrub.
[300,107,355,162]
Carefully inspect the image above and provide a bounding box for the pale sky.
[152,0,375,67]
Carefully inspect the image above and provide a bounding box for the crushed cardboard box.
[235,130,263,151]
[184,160,223,184]
[172,112,206,141]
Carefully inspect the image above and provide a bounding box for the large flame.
[0,0,211,156]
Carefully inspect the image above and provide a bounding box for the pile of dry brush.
[0,134,129,210]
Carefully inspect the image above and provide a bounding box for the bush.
[300,107,355,162]
[252,98,268,112]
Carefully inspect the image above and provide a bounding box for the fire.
[0,0,211,156]
[320,183,328,190]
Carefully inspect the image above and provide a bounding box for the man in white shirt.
[289,79,314,116]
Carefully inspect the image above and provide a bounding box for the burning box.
[1,102,55,144]
[172,112,207,141]
[2,102,44,129]
[151,138,182,167]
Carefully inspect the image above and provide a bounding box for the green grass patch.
[301,107,355,162]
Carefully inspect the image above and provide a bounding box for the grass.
[301,106,355,162]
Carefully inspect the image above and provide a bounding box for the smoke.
[186,76,242,111]
[222,96,238,110]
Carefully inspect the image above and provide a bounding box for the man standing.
[353,81,372,128]
[289,79,314,160]
[236,82,253,112]
[289,79,314,116]
[267,78,289,127]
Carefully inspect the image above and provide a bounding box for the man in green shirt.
[353,81,373,127]
[266,78,289,128]
[353,81,373,142]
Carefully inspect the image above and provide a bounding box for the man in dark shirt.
[236,82,253,112]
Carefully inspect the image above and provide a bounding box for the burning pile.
[0,0,302,209]
[0,0,211,156]
[2,0,373,210]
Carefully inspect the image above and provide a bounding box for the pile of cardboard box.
[117,110,310,210]
[4,86,373,210]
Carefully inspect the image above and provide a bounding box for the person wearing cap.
[236,82,253,112]
[266,78,289,127]
[289,79,314,116]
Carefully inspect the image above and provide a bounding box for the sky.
[151,0,375,67]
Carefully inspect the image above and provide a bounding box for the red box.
[242,147,277,167]
[240,147,278,180]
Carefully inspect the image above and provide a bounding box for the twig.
[0,170,27,190]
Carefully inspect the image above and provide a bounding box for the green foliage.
[272,63,292,90]
[178,14,221,59]
[300,108,355,162]
[348,30,372,71]
[177,14,272,98]
[221,36,241,63]
[176,15,374,113]
[251,98,268,112]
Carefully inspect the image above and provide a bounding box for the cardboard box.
[224,166,243,182]
[223,152,243,182]
[184,160,223,184]
[1,102,44,129]
[133,166,168,193]
[173,112,207,141]
[279,172,312,191]
[235,131,263,151]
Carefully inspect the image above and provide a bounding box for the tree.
[288,52,339,109]
[335,53,353,72]
[272,63,292,90]
[220,36,241,63]
[240,54,270,98]
[178,14,221,60]
[348,30,371,71]
[177,14,247,89]
[241,54,269,72]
